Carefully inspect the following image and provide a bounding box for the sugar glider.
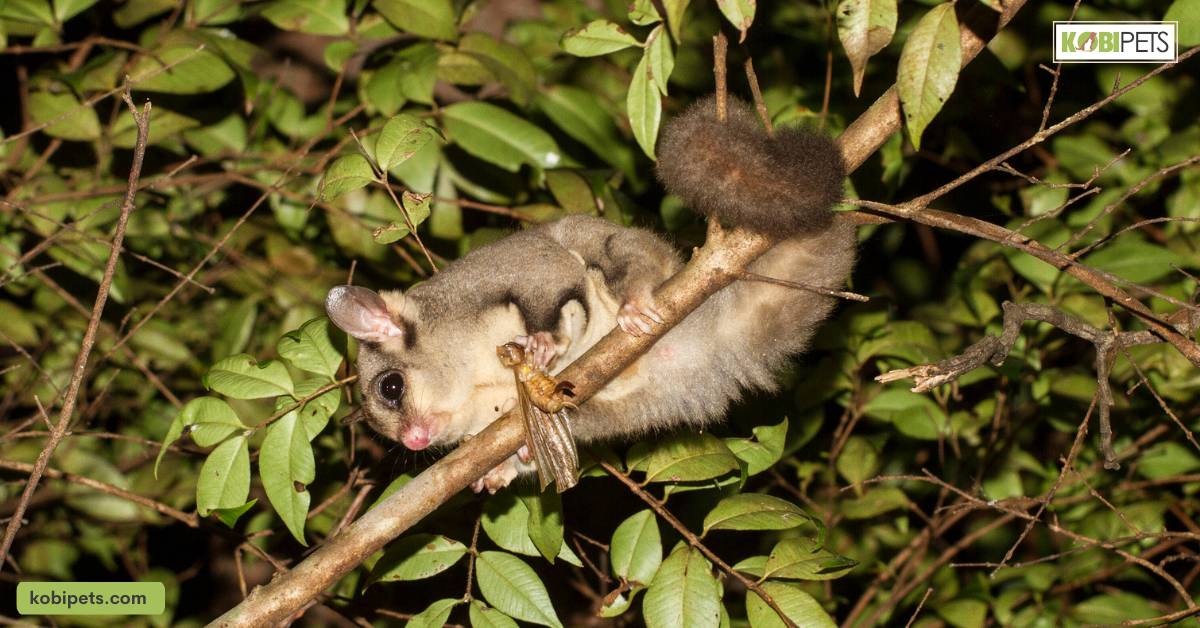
[325,96,856,492]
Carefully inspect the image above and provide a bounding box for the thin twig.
[599,462,797,628]
[0,459,198,527]
[743,57,773,136]
[904,588,934,628]
[0,90,152,568]
[738,270,869,302]
[714,32,728,122]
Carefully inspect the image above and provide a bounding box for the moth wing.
[514,375,554,491]
[526,406,578,493]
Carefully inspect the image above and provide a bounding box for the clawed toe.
[515,332,558,369]
[618,298,664,337]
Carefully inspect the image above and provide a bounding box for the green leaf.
[182,396,247,448]
[259,411,315,545]
[406,598,459,628]
[184,113,248,157]
[1070,592,1158,624]
[762,538,857,581]
[1166,0,1200,46]
[481,492,582,566]
[1,0,55,27]
[642,433,739,483]
[29,91,101,141]
[277,318,343,380]
[442,101,566,171]
[437,48,492,85]
[110,0,171,27]
[519,488,563,563]
[193,0,240,24]
[663,0,691,42]
[396,44,439,105]
[645,25,674,95]
[128,43,236,94]
[841,486,909,519]
[469,601,520,628]
[629,0,661,25]
[1137,442,1200,480]
[716,0,755,42]
[863,388,946,440]
[373,0,457,41]
[702,494,809,534]
[370,533,468,582]
[536,87,634,175]
[156,413,187,479]
[0,301,37,346]
[475,551,562,628]
[291,376,342,439]
[610,509,662,585]
[1082,237,1184,284]
[643,545,722,628]
[374,113,438,172]
[53,0,97,22]
[897,2,961,149]
[836,0,898,95]
[261,0,349,35]
[725,416,788,476]
[374,190,432,243]
[204,354,294,399]
[835,436,878,485]
[560,20,640,57]
[211,500,257,528]
[322,154,375,199]
[627,50,661,159]
[746,581,836,628]
[459,32,537,106]
[546,170,598,214]
[196,435,250,517]
[213,298,258,359]
[938,598,988,628]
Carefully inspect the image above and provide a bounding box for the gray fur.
[327,95,856,475]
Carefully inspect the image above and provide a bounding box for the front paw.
[514,331,559,370]
[617,290,665,337]
[471,456,529,494]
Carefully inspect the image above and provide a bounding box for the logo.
[1053,22,1177,63]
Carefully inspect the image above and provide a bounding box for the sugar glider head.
[325,285,511,452]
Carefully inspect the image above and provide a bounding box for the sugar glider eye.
[375,371,405,407]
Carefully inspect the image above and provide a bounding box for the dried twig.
[743,57,773,136]
[0,459,197,527]
[737,270,869,302]
[714,32,728,122]
[0,89,151,568]
[599,462,796,627]
[875,301,1184,467]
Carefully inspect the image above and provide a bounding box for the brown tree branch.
[0,90,151,569]
[0,459,198,527]
[852,198,1200,366]
[874,301,1183,468]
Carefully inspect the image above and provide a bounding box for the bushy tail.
[655,96,845,235]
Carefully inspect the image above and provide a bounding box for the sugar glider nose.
[401,425,431,450]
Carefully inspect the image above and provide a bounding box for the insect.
[497,341,580,492]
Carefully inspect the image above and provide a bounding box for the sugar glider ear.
[325,285,403,343]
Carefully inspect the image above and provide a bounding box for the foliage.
[1,0,1199,626]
